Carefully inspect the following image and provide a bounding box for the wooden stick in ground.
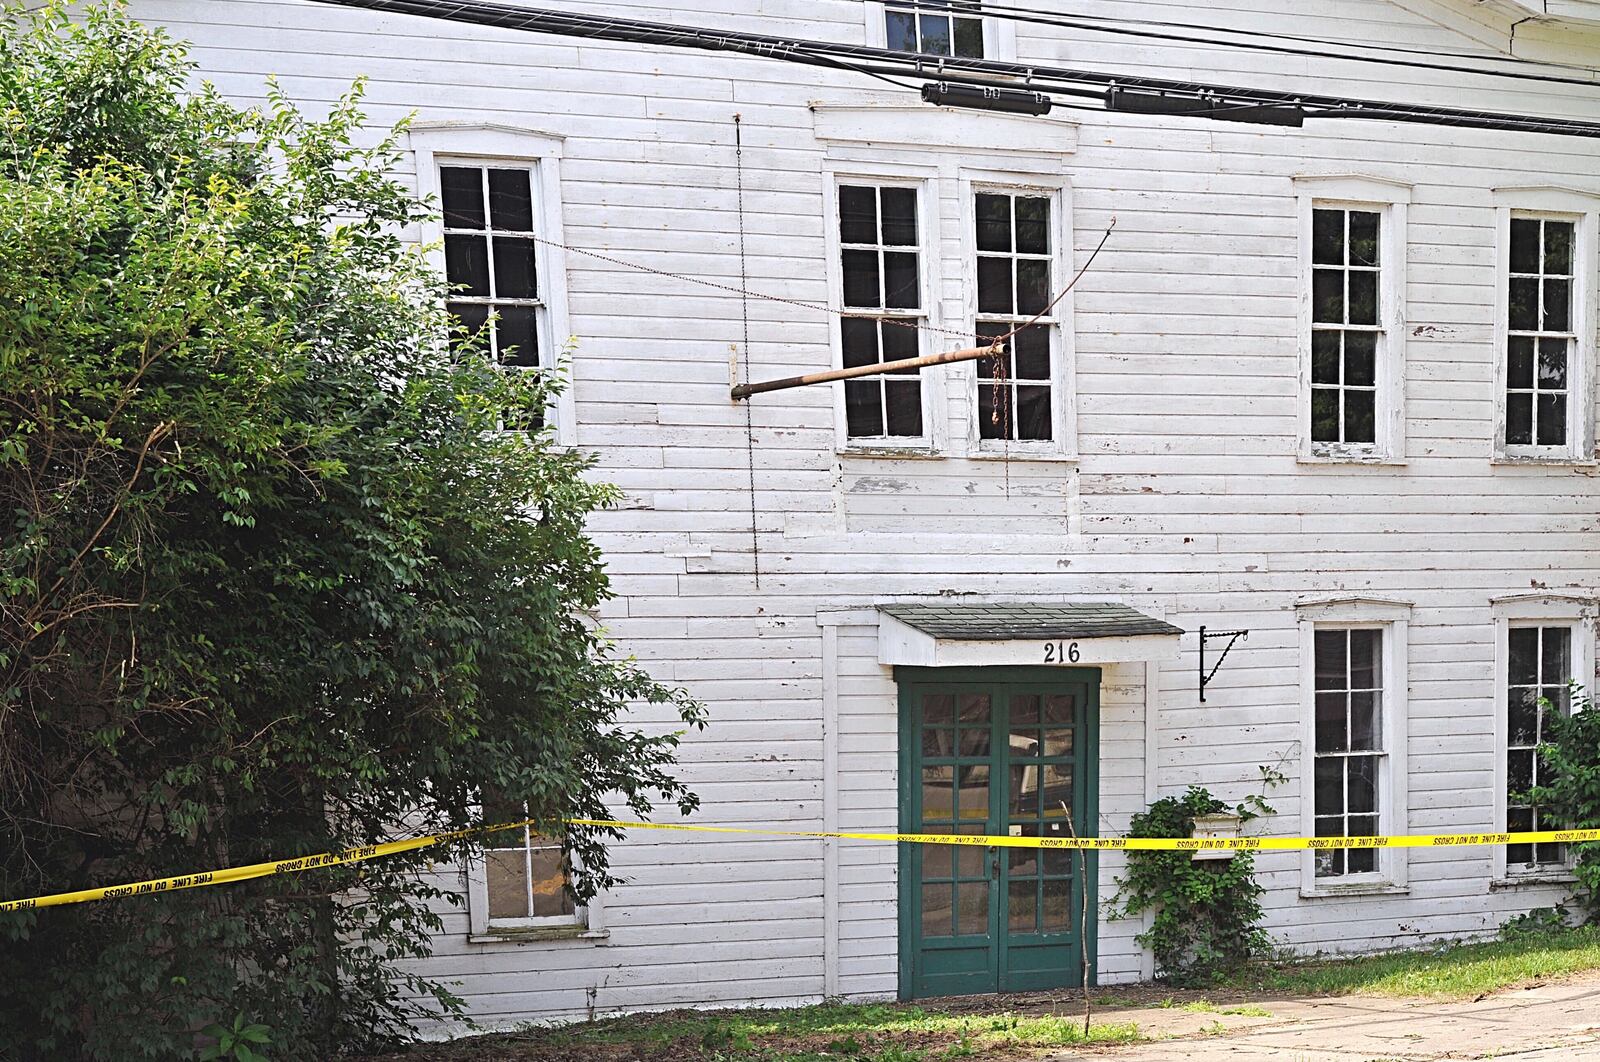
[1061,799,1092,1037]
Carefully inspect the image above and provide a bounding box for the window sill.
[468,926,608,945]
[969,446,1078,464]
[1491,872,1576,890]
[838,444,944,460]
[1299,882,1409,899]
[1492,453,1598,468]
[1297,450,1404,467]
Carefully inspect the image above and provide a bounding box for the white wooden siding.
[124,0,1600,1029]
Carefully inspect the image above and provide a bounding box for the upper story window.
[1491,188,1598,464]
[1505,217,1576,449]
[885,1,984,57]
[1505,624,1572,868]
[975,191,1056,443]
[838,183,926,440]
[441,164,545,372]
[1311,207,1382,448]
[1293,176,1410,464]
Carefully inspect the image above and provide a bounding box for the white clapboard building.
[129,0,1600,1030]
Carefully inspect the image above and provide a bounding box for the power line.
[310,0,1600,138]
[877,0,1600,86]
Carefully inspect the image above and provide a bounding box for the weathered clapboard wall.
[125,0,1600,1029]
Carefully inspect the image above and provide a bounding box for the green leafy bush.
[1107,787,1272,984]
[1526,686,1600,916]
[0,4,703,1057]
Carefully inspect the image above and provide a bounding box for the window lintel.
[409,121,565,160]
[1492,185,1600,211]
[1295,596,1413,622]
[1292,173,1413,205]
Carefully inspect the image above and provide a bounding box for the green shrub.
[1526,686,1600,917]
[1107,787,1272,984]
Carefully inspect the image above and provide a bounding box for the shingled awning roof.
[878,602,1183,667]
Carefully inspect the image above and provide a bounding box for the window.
[1312,628,1384,878]
[885,1,984,57]
[477,797,583,932]
[838,183,925,439]
[441,164,546,375]
[1311,208,1382,448]
[1505,217,1576,449]
[974,191,1056,443]
[1505,625,1572,868]
[1293,176,1409,462]
[1297,597,1409,894]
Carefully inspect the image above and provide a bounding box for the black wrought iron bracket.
[1198,625,1248,703]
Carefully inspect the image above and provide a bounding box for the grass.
[431,1003,1144,1061]
[1229,925,1600,999]
[374,927,1600,1060]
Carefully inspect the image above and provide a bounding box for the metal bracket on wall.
[1198,625,1248,703]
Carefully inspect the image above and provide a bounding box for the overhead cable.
[307,0,1600,138]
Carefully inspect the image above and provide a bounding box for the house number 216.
[1043,641,1080,663]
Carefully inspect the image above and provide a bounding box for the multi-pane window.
[440,164,543,370]
[1505,217,1576,448]
[1311,207,1381,447]
[1313,628,1384,878]
[886,1,984,58]
[1506,625,1571,867]
[839,184,925,439]
[482,797,578,925]
[975,192,1055,442]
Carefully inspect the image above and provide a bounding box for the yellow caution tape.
[4,818,1598,914]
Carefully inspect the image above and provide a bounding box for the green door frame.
[895,665,1101,1001]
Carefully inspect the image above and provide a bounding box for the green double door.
[896,667,1099,1000]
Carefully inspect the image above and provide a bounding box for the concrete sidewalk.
[1049,975,1600,1060]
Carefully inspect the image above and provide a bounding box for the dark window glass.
[1313,627,1386,878]
[1308,207,1384,448]
[953,16,984,57]
[441,165,544,377]
[836,184,924,438]
[1505,217,1574,450]
[487,168,534,231]
[974,192,1055,442]
[441,166,486,228]
[1506,626,1571,869]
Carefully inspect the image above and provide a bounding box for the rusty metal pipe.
[731,343,1001,400]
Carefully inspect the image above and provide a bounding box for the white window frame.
[1296,597,1411,896]
[464,819,606,943]
[1489,595,1596,885]
[823,167,945,454]
[1292,175,1410,465]
[1492,187,1600,465]
[958,169,1076,460]
[410,123,575,445]
[863,0,1017,60]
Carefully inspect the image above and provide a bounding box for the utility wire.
[872,0,1600,87]
[310,0,1600,138]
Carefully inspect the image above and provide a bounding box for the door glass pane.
[1043,694,1075,725]
[1008,876,1038,932]
[1040,729,1073,757]
[923,693,956,725]
[955,764,989,824]
[957,825,989,877]
[923,881,954,938]
[1041,877,1072,931]
[955,882,988,935]
[959,692,992,724]
[1009,761,1040,816]
[922,765,954,821]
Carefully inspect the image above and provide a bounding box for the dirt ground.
[1047,969,1600,1060]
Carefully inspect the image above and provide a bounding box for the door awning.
[878,602,1183,667]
